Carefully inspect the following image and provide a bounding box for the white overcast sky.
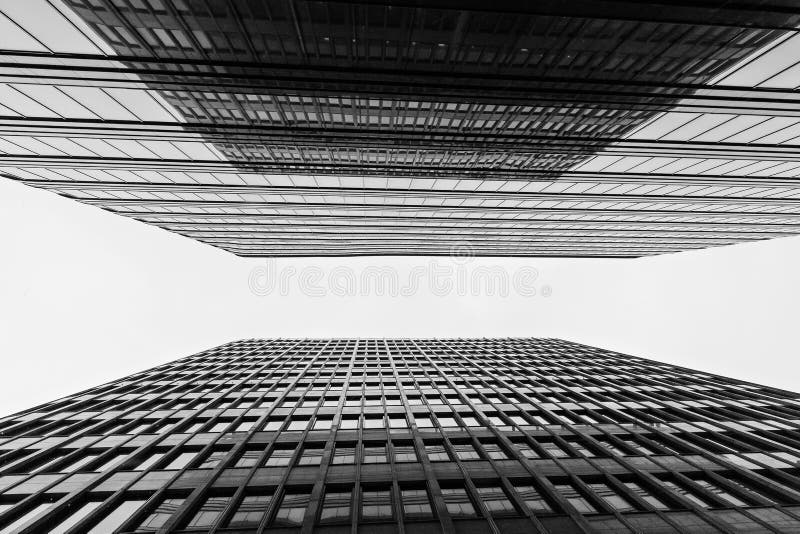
[1,178,799,416]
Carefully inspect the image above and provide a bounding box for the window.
[234,419,256,432]
[514,441,540,459]
[296,446,324,466]
[481,442,509,460]
[509,414,529,427]
[163,450,198,470]
[49,501,104,534]
[287,418,309,431]
[361,487,393,521]
[197,448,230,469]
[319,488,352,522]
[263,418,283,431]
[441,487,478,518]
[438,416,458,428]
[226,493,272,528]
[553,484,597,514]
[621,438,655,455]
[235,447,262,468]
[1,501,60,534]
[207,420,232,433]
[596,439,627,456]
[332,444,356,464]
[415,415,435,428]
[692,478,748,507]
[272,490,310,527]
[568,439,597,457]
[134,450,167,471]
[452,442,481,461]
[92,451,130,471]
[512,482,554,514]
[461,416,481,427]
[185,496,231,529]
[476,485,517,516]
[401,487,434,520]
[135,497,185,532]
[182,420,206,433]
[340,416,359,430]
[660,479,713,508]
[540,440,570,458]
[362,444,387,464]
[586,482,637,512]
[126,421,154,434]
[301,398,320,408]
[393,443,418,462]
[425,443,450,461]
[86,498,148,533]
[312,417,333,430]
[487,414,510,429]
[623,481,669,510]
[363,416,384,429]
[264,446,295,467]
[60,451,102,473]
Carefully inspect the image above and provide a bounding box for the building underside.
[3,2,800,256]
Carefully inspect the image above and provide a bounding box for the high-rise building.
[3,1,800,256]
[0,338,799,533]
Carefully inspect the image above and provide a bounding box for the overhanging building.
[3,2,800,256]
[0,338,799,533]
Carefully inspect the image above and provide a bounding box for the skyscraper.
[0,338,799,533]
[4,1,800,256]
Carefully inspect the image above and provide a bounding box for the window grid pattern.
[0,338,799,532]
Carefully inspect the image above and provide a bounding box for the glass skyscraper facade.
[3,1,800,256]
[1,338,799,533]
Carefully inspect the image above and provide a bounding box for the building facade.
[0,338,799,533]
[3,1,800,256]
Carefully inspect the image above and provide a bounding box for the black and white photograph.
[1,1,800,532]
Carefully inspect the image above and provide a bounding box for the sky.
[1,178,799,417]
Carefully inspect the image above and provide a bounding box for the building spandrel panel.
[4,1,800,256]
[0,338,800,532]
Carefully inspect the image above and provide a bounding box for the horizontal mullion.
[231,251,646,258]
[167,225,780,241]
[13,173,800,192]
[1,83,799,117]
[1,54,799,94]
[124,212,800,227]
[7,160,800,179]
[62,192,800,209]
[11,176,798,206]
[206,238,718,250]
[223,242,679,251]
[5,128,800,156]
[187,235,754,247]
[167,226,788,239]
[113,206,800,221]
[169,221,800,237]
[319,0,800,28]
[2,140,799,164]
[223,250,692,258]
[223,239,682,248]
